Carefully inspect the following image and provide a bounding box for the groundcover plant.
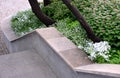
[11,0,120,63]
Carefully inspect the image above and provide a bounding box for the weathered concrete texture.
[76,71,116,78]
[0,0,31,55]
[2,16,120,78]
[0,0,43,20]
[1,16,36,52]
[0,49,57,78]
[36,27,64,39]
[75,64,120,78]
[1,16,19,41]
[37,27,92,68]
[37,27,92,67]
[0,31,9,55]
[35,30,79,78]
[0,0,43,55]
[59,48,93,68]
[47,37,77,52]
[1,17,91,78]
[0,0,29,20]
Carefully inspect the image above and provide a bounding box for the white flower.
[89,51,96,60]
[78,41,111,61]
[93,41,111,52]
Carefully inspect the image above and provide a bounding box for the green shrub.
[42,1,74,20]
[108,49,120,64]
[73,0,120,49]
[11,10,45,36]
[42,0,120,49]
[55,18,88,46]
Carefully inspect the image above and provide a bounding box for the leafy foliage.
[55,18,88,46]
[42,1,74,20]
[73,0,120,49]
[42,0,120,49]
[11,10,45,36]
[108,49,120,64]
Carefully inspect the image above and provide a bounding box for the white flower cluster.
[78,41,111,61]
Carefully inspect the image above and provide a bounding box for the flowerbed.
[11,0,120,63]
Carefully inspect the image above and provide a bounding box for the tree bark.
[28,0,55,26]
[43,0,51,6]
[62,0,102,42]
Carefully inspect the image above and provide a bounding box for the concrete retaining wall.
[1,16,120,78]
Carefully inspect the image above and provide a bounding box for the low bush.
[42,1,74,20]
[11,10,45,36]
[73,0,120,49]
[55,18,88,46]
[43,0,120,49]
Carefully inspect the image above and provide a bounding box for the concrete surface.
[76,71,116,78]
[0,49,57,78]
[59,48,93,68]
[0,0,43,55]
[0,0,31,55]
[1,17,92,78]
[1,16,120,78]
[75,64,120,78]
[1,16,19,41]
[47,37,77,52]
[0,0,43,20]
[36,27,64,39]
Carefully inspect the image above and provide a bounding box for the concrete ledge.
[75,64,120,78]
[36,27,64,39]
[59,48,93,68]
[2,16,120,78]
[1,16,19,41]
[46,37,77,52]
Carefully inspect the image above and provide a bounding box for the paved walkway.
[0,0,42,54]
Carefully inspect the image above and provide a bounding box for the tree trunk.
[43,0,51,6]
[28,0,55,26]
[62,0,102,42]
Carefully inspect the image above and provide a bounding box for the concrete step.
[2,16,93,69]
[59,48,93,68]
[46,37,93,68]
[36,28,93,68]
[2,16,119,78]
[75,64,120,78]
[0,49,57,78]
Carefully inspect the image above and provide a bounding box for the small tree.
[61,0,101,42]
[43,0,51,6]
[28,0,102,42]
[28,0,55,26]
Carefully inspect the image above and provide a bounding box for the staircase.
[0,49,57,78]
[1,17,120,78]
